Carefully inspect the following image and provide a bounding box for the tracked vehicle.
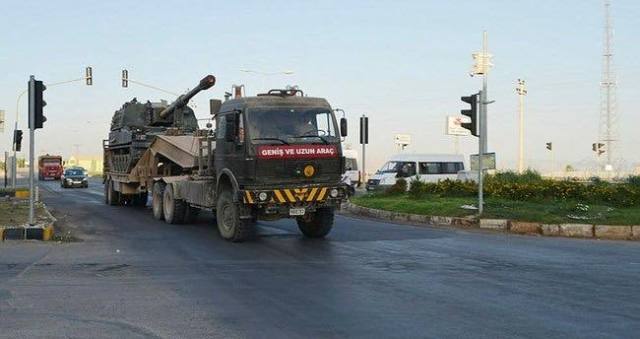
[104,76,348,241]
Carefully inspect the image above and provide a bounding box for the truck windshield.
[248,108,339,144]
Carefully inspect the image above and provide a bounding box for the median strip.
[0,197,56,241]
[343,202,640,241]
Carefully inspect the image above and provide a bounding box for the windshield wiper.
[289,135,329,144]
[252,137,289,145]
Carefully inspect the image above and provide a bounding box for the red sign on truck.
[257,145,338,159]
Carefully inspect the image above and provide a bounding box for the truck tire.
[297,207,334,238]
[105,179,120,206]
[216,190,253,242]
[152,182,165,220]
[163,184,186,224]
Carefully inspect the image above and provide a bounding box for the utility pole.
[599,0,618,171]
[516,79,527,173]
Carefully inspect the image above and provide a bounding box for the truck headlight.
[258,192,268,201]
[330,188,339,198]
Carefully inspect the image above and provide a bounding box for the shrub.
[385,178,407,195]
[408,177,426,198]
[627,175,640,188]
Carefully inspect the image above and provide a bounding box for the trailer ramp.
[128,135,213,180]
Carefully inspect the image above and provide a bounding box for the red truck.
[38,155,63,180]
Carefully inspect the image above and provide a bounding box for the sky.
[1,0,639,173]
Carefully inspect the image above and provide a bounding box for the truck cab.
[212,89,348,240]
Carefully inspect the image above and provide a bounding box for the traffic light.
[122,69,128,88]
[460,92,480,136]
[28,79,46,129]
[592,143,605,156]
[85,66,93,86]
[359,115,369,144]
[13,129,23,152]
[546,142,552,151]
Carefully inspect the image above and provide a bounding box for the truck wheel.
[297,207,334,238]
[152,182,165,220]
[106,179,120,206]
[216,190,253,242]
[163,184,186,224]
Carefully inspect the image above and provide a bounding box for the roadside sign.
[470,152,496,171]
[446,116,471,136]
[394,134,411,146]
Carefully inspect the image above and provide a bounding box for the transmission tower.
[598,0,618,170]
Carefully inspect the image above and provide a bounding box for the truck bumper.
[240,185,347,217]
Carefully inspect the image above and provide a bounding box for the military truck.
[104,76,349,241]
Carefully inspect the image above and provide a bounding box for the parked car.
[366,154,465,191]
[61,167,89,188]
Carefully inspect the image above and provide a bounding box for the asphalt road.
[1,178,640,338]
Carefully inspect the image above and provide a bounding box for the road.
[1,178,639,338]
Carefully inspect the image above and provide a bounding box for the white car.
[366,154,465,191]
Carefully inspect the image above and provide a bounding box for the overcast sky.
[1,0,638,173]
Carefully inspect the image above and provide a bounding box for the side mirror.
[340,118,348,137]
[209,99,222,115]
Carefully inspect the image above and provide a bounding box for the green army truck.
[104,76,349,242]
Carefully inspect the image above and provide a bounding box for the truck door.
[216,111,247,184]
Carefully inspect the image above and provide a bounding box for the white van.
[342,149,360,186]
[366,154,465,191]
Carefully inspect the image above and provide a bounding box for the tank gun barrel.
[159,75,216,118]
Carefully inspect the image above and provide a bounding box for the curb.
[342,202,640,241]
[0,203,56,241]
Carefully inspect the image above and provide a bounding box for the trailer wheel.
[105,179,120,206]
[163,184,186,224]
[297,207,334,238]
[216,190,253,242]
[152,182,165,220]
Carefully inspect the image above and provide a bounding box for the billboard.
[446,116,471,136]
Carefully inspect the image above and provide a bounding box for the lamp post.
[516,79,527,173]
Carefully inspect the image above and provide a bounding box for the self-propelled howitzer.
[104,74,216,176]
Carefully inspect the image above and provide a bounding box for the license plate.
[289,208,305,216]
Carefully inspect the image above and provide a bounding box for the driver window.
[216,115,226,140]
[238,113,245,144]
[315,113,334,136]
[400,162,416,177]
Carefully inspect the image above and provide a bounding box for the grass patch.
[351,194,640,225]
[0,199,53,226]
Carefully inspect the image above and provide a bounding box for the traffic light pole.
[478,99,484,215]
[28,76,36,225]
